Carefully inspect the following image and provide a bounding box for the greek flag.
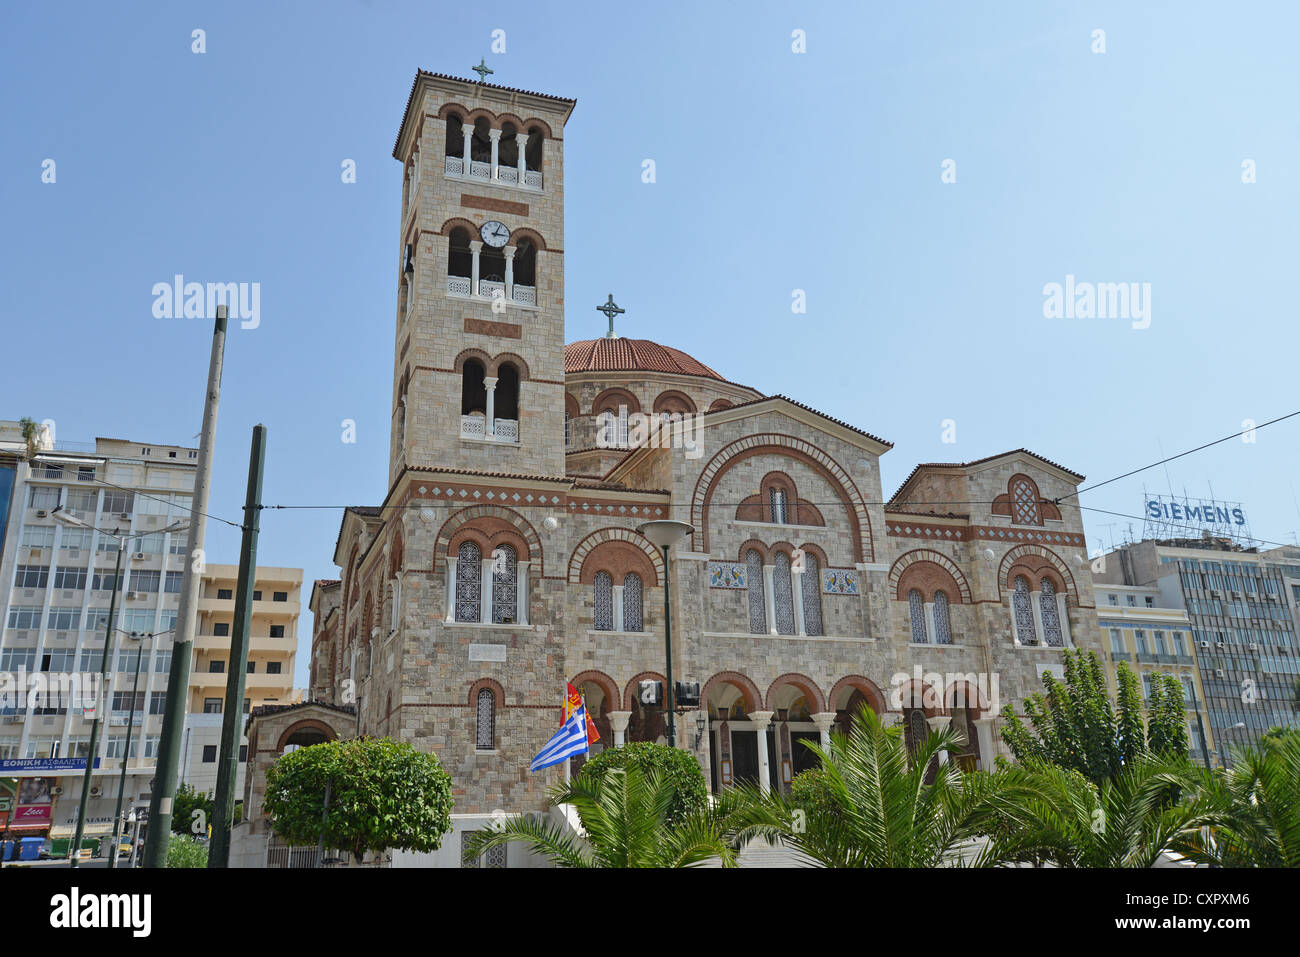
[529,701,590,772]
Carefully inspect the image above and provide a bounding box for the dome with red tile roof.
[564,338,725,381]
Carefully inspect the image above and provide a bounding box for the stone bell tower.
[388,69,575,488]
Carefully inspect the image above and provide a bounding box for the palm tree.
[462,764,746,868]
[989,758,1223,867]
[741,705,1030,867]
[1179,733,1300,867]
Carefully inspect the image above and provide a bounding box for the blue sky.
[3,2,1299,687]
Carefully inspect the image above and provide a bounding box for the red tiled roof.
[565,338,726,381]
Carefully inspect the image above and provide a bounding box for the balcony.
[444,154,542,191]
[460,416,518,444]
[446,275,538,307]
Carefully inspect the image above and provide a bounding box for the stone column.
[973,716,999,771]
[461,123,473,173]
[516,561,529,625]
[503,245,516,303]
[924,602,936,644]
[812,711,837,749]
[1057,593,1072,647]
[488,128,501,179]
[792,569,806,636]
[927,715,952,765]
[444,557,457,623]
[763,565,777,635]
[515,131,529,183]
[483,376,498,437]
[469,239,482,296]
[479,559,493,624]
[612,584,624,632]
[607,711,631,747]
[751,711,774,795]
[1030,589,1045,646]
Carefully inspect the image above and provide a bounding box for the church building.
[304,70,1103,866]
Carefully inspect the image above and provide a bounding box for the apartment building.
[181,564,301,797]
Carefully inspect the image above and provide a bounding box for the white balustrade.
[511,284,536,306]
[447,275,472,297]
[478,279,505,300]
[445,156,463,175]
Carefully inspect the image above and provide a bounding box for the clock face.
[480,221,510,248]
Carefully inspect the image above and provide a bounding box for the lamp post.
[635,520,694,748]
[51,507,187,867]
[108,628,170,869]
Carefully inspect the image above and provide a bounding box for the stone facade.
[306,72,1106,860]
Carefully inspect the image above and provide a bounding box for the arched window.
[904,708,929,755]
[513,238,537,287]
[933,591,952,645]
[455,542,481,622]
[1013,576,1037,644]
[623,573,643,632]
[476,688,495,750]
[525,126,544,172]
[448,227,472,281]
[499,121,519,170]
[746,549,766,634]
[564,412,571,447]
[1040,578,1064,647]
[799,552,822,636]
[593,571,613,631]
[1011,477,1041,525]
[495,362,520,422]
[908,589,929,644]
[773,552,795,635]
[490,545,518,624]
[471,117,492,163]
[769,488,787,524]
[461,359,486,416]
[444,114,463,157]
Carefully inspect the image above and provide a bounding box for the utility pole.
[143,305,228,868]
[209,425,266,868]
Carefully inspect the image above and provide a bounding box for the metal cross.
[472,58,494,83]
[597,294,625,338]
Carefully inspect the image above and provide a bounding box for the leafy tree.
[576,742,707,827]
[18,417,42,460]
[264,737,453,863]
[464,763,748,868]
[1000,649,1188,785]
[989,758,1221,868]
[740,705,1029,867]
[1179,733,1300,867]
[165,833,208,868]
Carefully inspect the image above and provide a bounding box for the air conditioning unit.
[133,552,146,561]
[1216,642,1226,650]
[119,513,129,520]
[36,509,47,518]
[1199,641,1211,649]
[1248,642,1259,651]
[51,786,63,795]
[1215,669,1226,678]
[126,592,138,600]
[90,785,102,797]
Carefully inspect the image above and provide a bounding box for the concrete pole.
[142,306,227,868]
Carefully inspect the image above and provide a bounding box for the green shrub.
[577,743,707,827]
[165,834,208,868]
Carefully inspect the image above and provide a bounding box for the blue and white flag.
[529,700,591,772]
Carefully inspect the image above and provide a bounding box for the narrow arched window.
[1011,478,1041,525]
[933,591,952,645]
[1040,578,1063,647]
[593,571,613,631]
[1013,576,1037,644]
[909,589,929,644]
[746,549,766,634]
[455,542,482,622]
[448,227,472,283]
[769,488,787,524]
[461,359,486,416]
[773,552,795,635]
[496,363,519,422]
[623,572,643,632]
[800,553,822,636]
[476,688,495,750]
[490,545,517,624]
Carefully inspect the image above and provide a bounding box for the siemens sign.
[1145,498,1245,526]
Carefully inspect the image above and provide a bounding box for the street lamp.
[51,506,187,867]
[108,628,172,869]
[635,520,694,748]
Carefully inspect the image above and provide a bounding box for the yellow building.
[181,565,301,797]
[1095,583,1216,765]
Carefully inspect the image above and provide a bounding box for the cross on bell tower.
[472,58,494,83]
[597,294,625,339]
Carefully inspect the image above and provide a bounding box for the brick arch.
[577,539,658,586]
[828,676,889,716]
[568,527,663,586]
[652,390,697,414]
[737,539,769,563]
[464,108,497,127]
[795,542,830,569]
[997,544,1076,604]
[992,473,1063,525]
[1008,562,1066,597]
[437,102,473,122]
[766,540,798,560]
[766,673,826,713]
[496,112,527,131]
[388,530,404,579]
[888,549,972,604]
[447,522,530,564]
[275,718,339,752]
[943,679,990,715]
[507,226,547,251]
[362,592,375,644]
[571,670,619,712]
[623,671,667,712]
[440,216,480,238]
[452,347,492,374]
[564,392,581,419]
[522,117,555,138]
[692,434,874,563]
[436,506,544,576]
[592,387,641,416]
[490,352,531,380]
[891,678,943,716]
[708,398,734,412]
[701,671,763,714]
[469,677,505,709]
